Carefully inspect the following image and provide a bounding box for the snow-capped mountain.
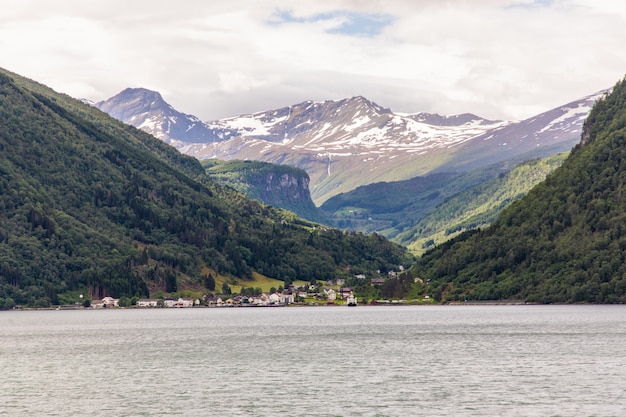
[95,88,218,146]
[97,89,605,204]
[180,96,509,203]
[442,91,607,173]
[192,96,508,152]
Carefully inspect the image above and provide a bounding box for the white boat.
[346,294,357,307]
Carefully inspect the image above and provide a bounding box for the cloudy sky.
[1,0,625,121]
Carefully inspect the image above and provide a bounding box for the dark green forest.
[413,78,626,303]
[0,68,411,308]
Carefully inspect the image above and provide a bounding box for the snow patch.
[344,115,371,132]
[223,117,271,136]
[537,103,592,134]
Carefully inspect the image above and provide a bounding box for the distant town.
[62,271,432,310]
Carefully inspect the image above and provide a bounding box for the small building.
[102,297,119,307]
[282,292,295,304]
[179,298,198,308]
[339,288,353,299]
[91,297,120,308]
[136,299,159,308]
[163,298,178,308]
[268,292,294,305]
[324,288,337,301]
[205,296,223,307]
[253,293,270,306]
[163,297,197,308]
[269,292,281,304]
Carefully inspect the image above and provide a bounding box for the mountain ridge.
[98,88,603,204]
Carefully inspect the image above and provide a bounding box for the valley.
[98,86,605,252]
[2,63,623,306]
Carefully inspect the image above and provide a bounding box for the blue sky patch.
[271,10,394,37]
[506,0,555,9]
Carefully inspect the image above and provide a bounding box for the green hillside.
[321,154,566,253]
[413,80,626,303]
[405,154,568,254]
[320,172,458,232]
[0,68,411,308]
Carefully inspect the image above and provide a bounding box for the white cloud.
[0,0,624,121]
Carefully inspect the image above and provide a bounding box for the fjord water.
[1,305,625,417]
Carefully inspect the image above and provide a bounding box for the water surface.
[1,305,625,416]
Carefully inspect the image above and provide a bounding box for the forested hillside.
[321,154,566,252]
[413,80,626,303]
[0,68,411,308]
[404,154,568,253]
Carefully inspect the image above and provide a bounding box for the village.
[87,268,429,309]
[90,285,353,309]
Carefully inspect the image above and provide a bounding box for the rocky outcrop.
[203,160,326,223]
[264,172,310,203]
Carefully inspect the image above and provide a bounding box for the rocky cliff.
[202,160,325,222]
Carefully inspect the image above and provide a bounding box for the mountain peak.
[96,87,169,120]
[96,87,217,144]
[103,87,163,104]
[119,87,165,102]
[120,86,160,96]
[342,95,390,115]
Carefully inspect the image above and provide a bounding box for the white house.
[324,288,337,301]
[268,292,294,305]
[136,299,159,307]
[248,294,270,306]
[163,297,198,308]
[179,298,198,307]
[282,292,295,304]
[102,297,119,307]
[91,297,119,308]
[269,292,282,304]
[163,298,177,308]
